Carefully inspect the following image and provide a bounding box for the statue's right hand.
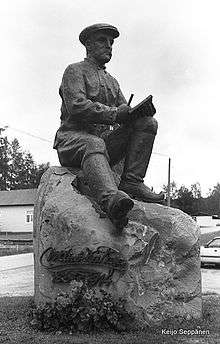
[115,104,131,124]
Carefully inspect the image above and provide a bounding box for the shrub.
[31,280,136,333]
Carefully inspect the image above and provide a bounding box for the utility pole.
[152,152,172,206]
[167,157,171,207]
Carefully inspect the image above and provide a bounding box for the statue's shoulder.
[64,60,85,73]
[106,70,120,87]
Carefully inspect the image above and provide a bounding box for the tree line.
[0,136,49,190]
[163,181,220,216]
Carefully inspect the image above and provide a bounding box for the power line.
[153,152,169,157]
[1,123,172,205]
[2,124,170,158]
[2,125,52,143]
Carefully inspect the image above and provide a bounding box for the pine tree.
[0,136,11,190]
[0,136,49,190]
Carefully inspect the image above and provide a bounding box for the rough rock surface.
[33,166,202,325]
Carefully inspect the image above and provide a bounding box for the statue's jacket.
[53,57,126,150]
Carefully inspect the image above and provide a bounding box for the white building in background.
[0,189,37,233]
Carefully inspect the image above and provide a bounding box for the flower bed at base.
[32,281,136,333]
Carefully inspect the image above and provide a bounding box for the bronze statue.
[53,23,164,230]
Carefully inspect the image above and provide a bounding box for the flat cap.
[79,23,120,45]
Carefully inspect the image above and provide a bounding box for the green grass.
[0,232,33,240]
[0,232,33,256]
[0,294,220,344]
[0,245,33,257]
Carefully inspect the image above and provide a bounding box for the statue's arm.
[117,87,127,106]
[61,65,118,125]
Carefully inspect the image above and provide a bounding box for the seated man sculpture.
[53,23,164,230]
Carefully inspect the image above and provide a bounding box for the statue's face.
[86,31,114,64]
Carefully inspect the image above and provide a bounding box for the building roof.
[0,189,37,206]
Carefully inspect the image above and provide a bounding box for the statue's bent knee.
[146,117,158,134]
[82,136,109,164]
[86,136,106,151]
[134,116,158,135]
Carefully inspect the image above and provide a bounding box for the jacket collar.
[84,57,106,70]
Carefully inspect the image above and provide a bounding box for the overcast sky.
[1,0,220,195]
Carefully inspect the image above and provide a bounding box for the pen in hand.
[127,93,134,106]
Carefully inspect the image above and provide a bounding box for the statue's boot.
[82,154,134,230]
[119,124,165,203]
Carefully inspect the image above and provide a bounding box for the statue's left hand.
[115,104,131,124]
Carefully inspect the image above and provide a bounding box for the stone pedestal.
[33,166,202,325]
